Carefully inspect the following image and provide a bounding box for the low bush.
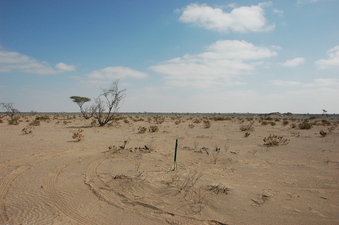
[72,129,84,142]
[8,116,20,125]
[203,120,211,129]
[149,125,159,133]
[263,134,290,146]
[138,126,147,134]
[319,130,327,137]
[240,121,254,131]
[282,120,289,126]
[298,121,312,130]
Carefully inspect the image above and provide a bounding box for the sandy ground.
[0,113,339,225]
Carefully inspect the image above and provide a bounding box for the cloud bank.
[0,48,75,74]
[149,40,277,88]
[281,57,305,67]
[179,3,274,33]
[316,46,339,69]
[86,66,149,80]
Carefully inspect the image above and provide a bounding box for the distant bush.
[149,125,159,133]
[22,126,33,134]
[8,116,20,125]
[193,119,201,124]
[321,119,331,126]
[282,120,289,126]
[263,134,290,146]
[72,129,84,142]
[319,130,327,137]
[240,121,254,131]
[29,119,41,126]
[203,120,211,128]
[298,121,312,130]
[138,126,147,134]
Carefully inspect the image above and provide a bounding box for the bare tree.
[70,96,94,119]
[0,102,19,118]
[93,80,126,126]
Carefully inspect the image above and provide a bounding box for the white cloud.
[270,80,301,86]
[86,66,149,79]
[297,0,319,4]
[0,48,75,74]
[315,46,339,69]
[55,62,76,71]
[305,78,339,87]
[273,9,284,16]
[179,3,274,33]
[149,40,277,88]
[281,57,305,67]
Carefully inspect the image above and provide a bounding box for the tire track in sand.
[0,147,90,224]
[45,153,100,225]
[84,151,218,225]
[0,153,58,223]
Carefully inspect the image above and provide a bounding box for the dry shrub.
[244,132,251,137]
[72,129,84,142]
[298,121,312,130]
[240,121,254,131]
[206,184,231,195]
[282,120,289,126]
[319,130,327,137]
[263,134,290,146]
[203,120,211,128]
[22,126,33,134]
[193,119,201,124]
[149,125,159,133]
[8,116,20,125]
[138,126,147,134]
[188,124,195,128]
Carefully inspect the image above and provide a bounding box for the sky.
[0,0,339,114]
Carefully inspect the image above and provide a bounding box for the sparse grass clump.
[263,134,290,146]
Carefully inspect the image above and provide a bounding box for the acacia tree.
[70,96,94,119]
[70,80,126,126]
[94,80,126,126]
[0,102,19,118]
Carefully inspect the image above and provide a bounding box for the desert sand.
[0,113,338,225]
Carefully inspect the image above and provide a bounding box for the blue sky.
[1,0,338,113]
